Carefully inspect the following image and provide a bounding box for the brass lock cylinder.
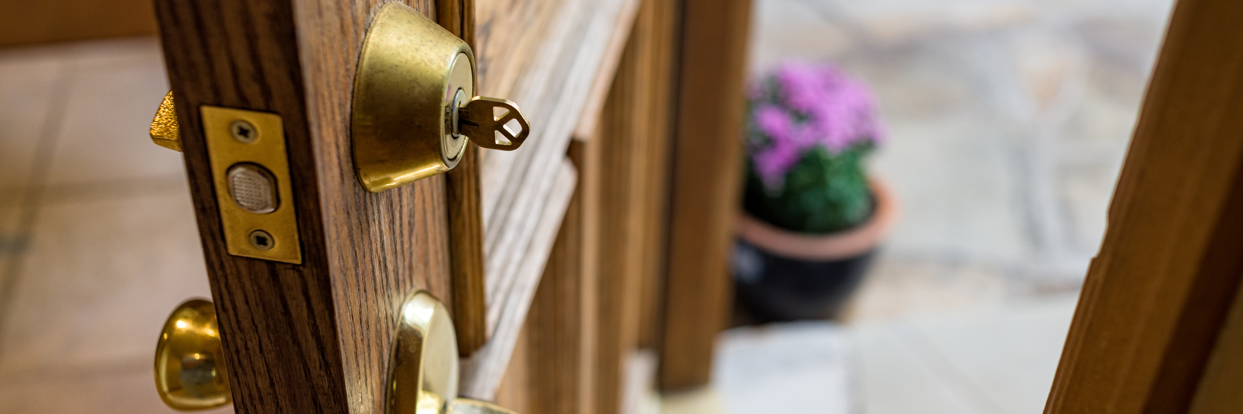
[352,3,529,193]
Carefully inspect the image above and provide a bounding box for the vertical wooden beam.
[440,0,490,355]
[1044,0,1243,412]
[592,13,656,414]
[658,0,752,391]
[634,0,680,351]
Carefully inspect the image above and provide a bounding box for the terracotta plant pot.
[732,179,898,321]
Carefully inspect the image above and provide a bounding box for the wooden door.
[151,0,641,413]
[1044,0,1243,412]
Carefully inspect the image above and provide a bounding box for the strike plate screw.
[230,120,258,144]
[249,230,275,251]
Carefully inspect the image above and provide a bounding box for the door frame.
[1045,0,1243,412]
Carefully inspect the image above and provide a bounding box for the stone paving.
[661,1,1179,413]
[748,0,1175,319]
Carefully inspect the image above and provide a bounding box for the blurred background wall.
[0,0,156,48]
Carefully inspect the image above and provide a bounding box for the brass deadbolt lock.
[351,3,531,192]
[153,293,515,413]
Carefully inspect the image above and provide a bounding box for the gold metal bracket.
[202,106,303,264]
[351,3,530,193]
[388,291,516,414]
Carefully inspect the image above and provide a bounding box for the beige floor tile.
[714,323,851,413]
[748,0,853,74]
[851,324,982,414]
[902,296,1077,414]
[0,368,233,414]
[45,39,180,188]
[0,47,66,195]
[0,188,210,374]
[843,257,1011,322]
[661,387,726,414]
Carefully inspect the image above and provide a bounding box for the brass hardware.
[202,106,302,264]
[351,3,531,193]
[229,120,259,144]
[248,229,275,251]
[155,299,232,410]
[150,91,181,152]
[388,291,518,414]
[152,293,513,413]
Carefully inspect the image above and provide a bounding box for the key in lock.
[350,3,532,193]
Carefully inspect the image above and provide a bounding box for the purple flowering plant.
[744,62,885,234]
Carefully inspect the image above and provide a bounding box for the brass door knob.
[350,2,531,192]
[154,299,231,410]
[152,293,516,414]
[388,291,517,414]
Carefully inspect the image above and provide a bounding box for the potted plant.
[732,61,897,321]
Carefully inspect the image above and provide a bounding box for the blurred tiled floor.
[0,38,227,414]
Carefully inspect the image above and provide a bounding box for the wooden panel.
[0,0,156,47]
[474,0,563,97]
[461,160,579,399]
[494,159,596,414]
[462,0,637,399]
[590,35,645,414]
[1043,0,1243,412]
[154,1,450,414]
[658,0,752,391]
[477,0,638,338]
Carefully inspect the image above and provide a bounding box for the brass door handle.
[387,291,517,414]
[147,2,531,194]
[154,299,231,410]
[153,293,516,414]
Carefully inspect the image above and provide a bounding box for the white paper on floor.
[714,322,853,414]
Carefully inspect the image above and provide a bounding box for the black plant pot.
[732,239,878,321]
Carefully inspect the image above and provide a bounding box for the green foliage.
[743,144,874,234]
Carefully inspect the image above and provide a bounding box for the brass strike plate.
[201,106,302,264]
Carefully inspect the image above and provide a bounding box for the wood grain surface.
[658,0,753,391]
[462,160,579,399]
[1044,0,1243,412]
[475,0,638,336]
[155,1,451,413]
[633,0,679,351]
[590,13,652,414]
[441,0,491,356]
[495,153,596,414]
